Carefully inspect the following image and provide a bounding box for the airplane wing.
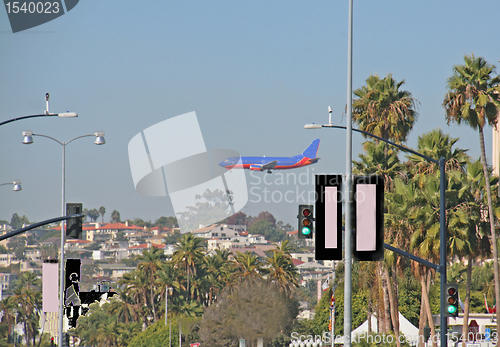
[250,160,279,171]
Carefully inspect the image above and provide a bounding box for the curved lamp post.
[22,130,105,347]
[0,180,22,191]
[1,93,77,127]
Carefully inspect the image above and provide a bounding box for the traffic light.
[51,337,55,346]
[444,283,459,317]
[66,203,83,239]
[298,205,314,239]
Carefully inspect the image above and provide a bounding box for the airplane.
[219,139,320,174]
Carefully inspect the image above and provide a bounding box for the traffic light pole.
[0,214,84,241]
[305,129,447,346]
[344,1,353,345]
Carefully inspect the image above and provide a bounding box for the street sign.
[190,343,200,347]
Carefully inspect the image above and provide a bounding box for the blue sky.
[1,1,500,226]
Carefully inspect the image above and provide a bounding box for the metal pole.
[331,262,336,347]
[439,157,447,347]
[344,0,353,346]
[169,321,172,347]
[58,144,66,347]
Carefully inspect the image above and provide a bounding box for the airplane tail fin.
[302,139,320,158]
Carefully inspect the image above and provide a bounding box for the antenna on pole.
[45,93,50,115]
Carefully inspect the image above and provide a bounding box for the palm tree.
[99,206,106,223]
[443,53,500,330]
[136,247,166,322]
[265,242,299,296]
[172,233,205,295]
[232,251,264,282]
[353,73,418,145]
[106,290,141,324]
[118,270,150,314]
[110,210,121,223]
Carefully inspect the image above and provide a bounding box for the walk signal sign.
[315,175,342,260]
[444,283,459,317]
[298,205,314,239]
[352,175,384,261]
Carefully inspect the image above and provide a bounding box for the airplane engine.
[250,165,262,171]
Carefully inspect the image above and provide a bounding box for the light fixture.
[13,180,22,191]
[94,131,105,145]
[22,131,33,144]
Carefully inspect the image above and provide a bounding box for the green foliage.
[199,280,298,347]
[128,316,200,347]
[248,219,287,242]
[397,268,420,327]
[155,216,179,229]
[10,213,30,230]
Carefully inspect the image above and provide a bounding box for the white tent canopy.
[333,312,420,346]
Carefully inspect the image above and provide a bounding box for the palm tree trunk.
[368,296,372,334]
[462,254,473,344]
[389,266,401,347]
[379,264,390,333]
[421,270,436,347]
[383,266,399,346]
[418,292,426,347]
[478,127,500,333]
[150,286,157,322]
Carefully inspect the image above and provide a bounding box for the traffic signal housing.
[66,203,83,239]
[298,205,314,239]
[444,283,459,317]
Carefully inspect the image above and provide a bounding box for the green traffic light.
[447,305,457,314]
[301,227,311,235]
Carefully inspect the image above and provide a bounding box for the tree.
[443,53,500,331]
[155,216,178,229]
[232,252,264,283]
[99,206,106,223]
[10,213,30,230]
[265,241,299,297]
[136,247,166,322]
[353,73,418,144]
[172,234,205,296]
[227,211,247,226]
[199,279,298,347]
[111,210,121,223]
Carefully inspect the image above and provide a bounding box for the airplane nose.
[219,160,228,167]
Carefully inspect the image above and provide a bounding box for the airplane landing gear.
[267,170,272,174]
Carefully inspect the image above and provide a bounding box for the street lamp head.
[22,131,33,144]
[304,124,322,129]
[57,112,78,118]
[94,131,105,145]
[13,180,21,191]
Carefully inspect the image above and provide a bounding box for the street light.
[22,130,105,347]
[1,93,77,127]
[0,180,22,191]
